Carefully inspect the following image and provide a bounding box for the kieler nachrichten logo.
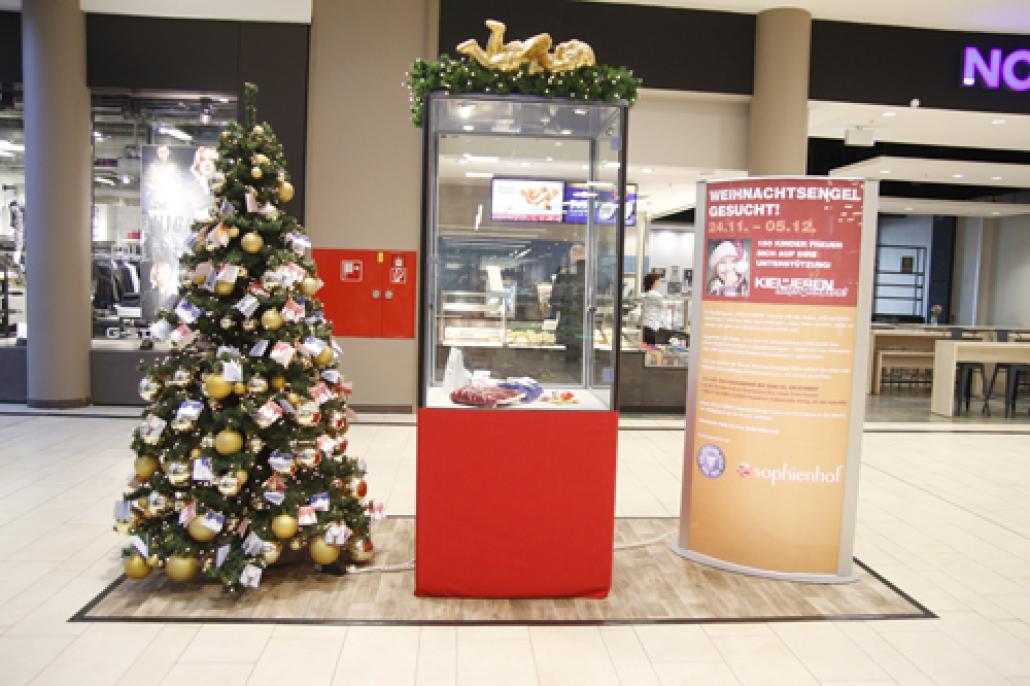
[736,462,843,486]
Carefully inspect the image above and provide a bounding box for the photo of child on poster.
[706,239,750,298]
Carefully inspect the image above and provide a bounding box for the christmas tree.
[116,84,376,590]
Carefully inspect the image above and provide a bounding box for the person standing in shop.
[640,271,664,345]
[551,244,586,382]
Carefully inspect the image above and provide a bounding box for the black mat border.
[69,557,936,627]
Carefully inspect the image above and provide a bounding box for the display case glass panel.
[421,94,628,410]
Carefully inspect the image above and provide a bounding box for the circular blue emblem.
[697,444,726,478]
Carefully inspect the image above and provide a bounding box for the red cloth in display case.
[415,407,618,598]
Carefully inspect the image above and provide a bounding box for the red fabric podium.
[415,407,618,598]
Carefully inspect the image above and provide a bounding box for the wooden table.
[868,329,953,394]
[930,341,1030,416]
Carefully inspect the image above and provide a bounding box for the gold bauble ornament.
[247,435,265,453]
[215,280,235,296]
[271,514,299,540]
[188,516,218,542]
[271,375,286,390]
[165,461,190,488]
[286,392,301,406]
[278,181,295,203]
[233,382,247,395]
[165,555,200,582]
[124,554,152,579]
[146,553,160,567]
[347,537,374,563]
[228,226,240,238]
[214,429,244,456]
[217,473,241,496]
[138,377,161,402]
[252,153,270,165]
[236,468,250,483]
[261,541,283,565]
[289,538,304,551]
[260,309,283,331]
[190,448,202,459]
[316,345,334,367]
[204,373,233,400]
[252,125,265,136]
[219,316,234,330]
[134,455,160,480]
[309,537,341,565]
[191,272,206,286]
[247,375,269,395]
[171,369,193,387]
[299,277,321,297]
[242,318,257,332]
[251,166,263,180]
[240,231,264,254]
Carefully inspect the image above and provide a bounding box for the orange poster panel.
[686,178,865,575]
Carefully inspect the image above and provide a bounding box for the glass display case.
[420,93,628,410]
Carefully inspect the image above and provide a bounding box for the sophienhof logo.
[737,463,844,487]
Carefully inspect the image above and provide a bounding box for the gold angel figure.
[457,19,596,74]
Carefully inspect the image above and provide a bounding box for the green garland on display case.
[405,20,641,127]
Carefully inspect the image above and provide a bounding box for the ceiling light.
[573,108,587,116]
[92,131,103,139]
[0,150,13,158]
[545,156,554,162]
[990,175,1002,181]
[462,124,475,132]
[157,126,192,142]
[882,111,897,118]
[603,161,620,169]
[458,103,476,119]
[991,210,1001,215]
[880,169,891,175]
[94,176,116,186]
[520,161,531,167]
[641,167,654,173]
[464,171,493,178]
[463,154,499,163]
[560,129,573,135]
[952,173,964,179]
[217,97,231,104]
[580,164,589,170]
[0,139,24,152]
[904,207,914,211]
[458,158,469,164]
[991,118,1006,125]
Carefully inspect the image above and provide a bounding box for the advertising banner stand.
[676,177,878,583]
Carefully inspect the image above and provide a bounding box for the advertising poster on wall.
[678,177,874,580]
[140,144,217,318]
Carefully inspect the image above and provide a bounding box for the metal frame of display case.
[417,92,628,410]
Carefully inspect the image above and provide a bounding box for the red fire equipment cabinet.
[312,249,416,339]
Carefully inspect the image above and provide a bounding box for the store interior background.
[0,0,1029,412]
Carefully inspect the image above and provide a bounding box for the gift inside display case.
[419,93,628,411]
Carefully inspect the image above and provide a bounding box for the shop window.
[90,92,237,341]
[0,83,24,341]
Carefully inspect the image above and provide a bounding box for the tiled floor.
[0,411,1028,684]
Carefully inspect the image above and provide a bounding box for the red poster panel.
[702,178,863,307]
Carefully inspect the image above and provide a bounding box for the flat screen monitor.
[564,182,637,226]
[490,178,565,223]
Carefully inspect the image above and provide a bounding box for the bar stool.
[982,330,1010,416]
[952,328,984,415]
[1003,365,1030,418]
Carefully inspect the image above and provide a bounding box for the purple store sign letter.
[963,46,1030,91]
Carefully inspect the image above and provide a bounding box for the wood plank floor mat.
[74,518,934,625]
